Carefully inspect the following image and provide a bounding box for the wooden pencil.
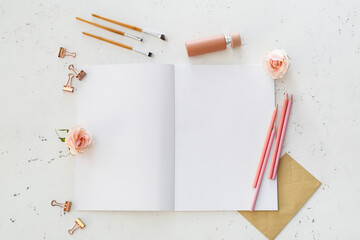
[252,105,278,188]
[268,94,288,179]
[272,94,293,179]
[250,128,276,211]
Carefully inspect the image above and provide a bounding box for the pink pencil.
[252,105,278,188]
[272,94,293,179]
[268,94,288,179]
[250,128,275,212]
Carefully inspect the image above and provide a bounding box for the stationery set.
[51,13,320,239]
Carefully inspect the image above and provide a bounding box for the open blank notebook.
[75,64,277,211]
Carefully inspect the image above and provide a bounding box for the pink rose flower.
[65,126,93,155]
[263,49,290,79]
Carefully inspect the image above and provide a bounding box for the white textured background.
[1,0,360,239]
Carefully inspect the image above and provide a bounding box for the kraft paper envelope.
[239,153,321,240]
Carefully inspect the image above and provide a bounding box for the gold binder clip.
[68,64,87,80]
[68,218,86,235]
[51,200,72,212]
[58,47,76,58]
[63,73,75,92]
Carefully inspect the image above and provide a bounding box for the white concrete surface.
[1,0,360,239]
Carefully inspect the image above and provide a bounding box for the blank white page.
[174,65,277,211]
[74,64,175,211]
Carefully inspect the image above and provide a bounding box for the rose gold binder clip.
[68,218,86,235]
[51,200,72,212]
[68,64,86,80]
[58,47,76,58]
[63,73,75,92]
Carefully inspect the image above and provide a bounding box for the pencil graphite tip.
[148,52,153,57]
